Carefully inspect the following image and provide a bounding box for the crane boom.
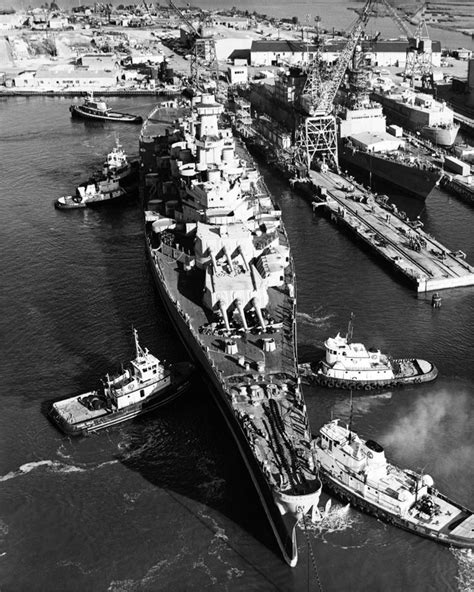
[380,0,412,39]
[302,0,376,115]
[167,0,200,37]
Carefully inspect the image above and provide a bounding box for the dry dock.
[307,170,474,293]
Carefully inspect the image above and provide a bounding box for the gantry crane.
[167,0,219,92]
[380,0,433,85]
[294,0,376,172]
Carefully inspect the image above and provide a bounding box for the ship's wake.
[0,458,119,482]
[296,311,335,328]
[451,548,474,592]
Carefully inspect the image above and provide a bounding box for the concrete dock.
[306,170,474,293]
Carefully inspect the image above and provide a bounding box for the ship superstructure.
[337,68,441,200]
[371,86,459,147]
[140,94,321,566]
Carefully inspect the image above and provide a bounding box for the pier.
[306,170,474,293]
[452,109,474,137]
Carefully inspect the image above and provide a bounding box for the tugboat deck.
[53,394,105,424]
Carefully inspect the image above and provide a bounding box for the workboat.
[54,177,126,209]
[371,87,459,147]
[300,317,437,389]
[49,330,194,436]
[140,93,322,567]
[102,138,138,184]
[313,419,474,548]
[70,93,143,124]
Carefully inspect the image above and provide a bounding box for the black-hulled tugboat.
[313,419,474,548]
[70,93,143,124]
[49,330,194,436]
[300,316,437,389]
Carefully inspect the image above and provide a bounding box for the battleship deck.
[140,92,322,567]
[150,227,297,381]
[307,170,474,293]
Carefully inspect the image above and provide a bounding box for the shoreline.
[0,88,181,97]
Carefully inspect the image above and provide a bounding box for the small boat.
[313,419,474,548]
[300,315,437,389]
[102,138,138,184]
[54,177,126,209]
[70,93,143,124]
[49,329,194,436]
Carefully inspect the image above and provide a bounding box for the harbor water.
[0,96,473,592]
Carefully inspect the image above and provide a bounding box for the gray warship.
[139,93,321,566]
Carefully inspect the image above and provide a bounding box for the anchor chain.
[302,515,324,592]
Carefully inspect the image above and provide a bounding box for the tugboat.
[54,177,126,209]
[102,138,138,185]
[140,93,321,567]
[49,329,194,436]
[313,419,474,548]
[70,93,143,124]
[300,315,438,389]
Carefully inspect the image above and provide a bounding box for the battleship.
[139,93,322,566]
[313,419,474,548]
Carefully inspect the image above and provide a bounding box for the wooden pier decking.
[307,170,474,293]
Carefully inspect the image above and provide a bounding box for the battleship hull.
[339,145,440,201]
[145,242,309,565]
[140,95,321,567]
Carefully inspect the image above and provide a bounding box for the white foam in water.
[0,457,119,483]
[301,501,355,540]
[296,311,335,327]
[452,548,474,592]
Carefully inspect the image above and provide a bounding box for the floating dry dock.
[307,170,474,293]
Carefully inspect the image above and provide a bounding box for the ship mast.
[133,327,146,358]
[348,389,354,442]
[346,312,354,343]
